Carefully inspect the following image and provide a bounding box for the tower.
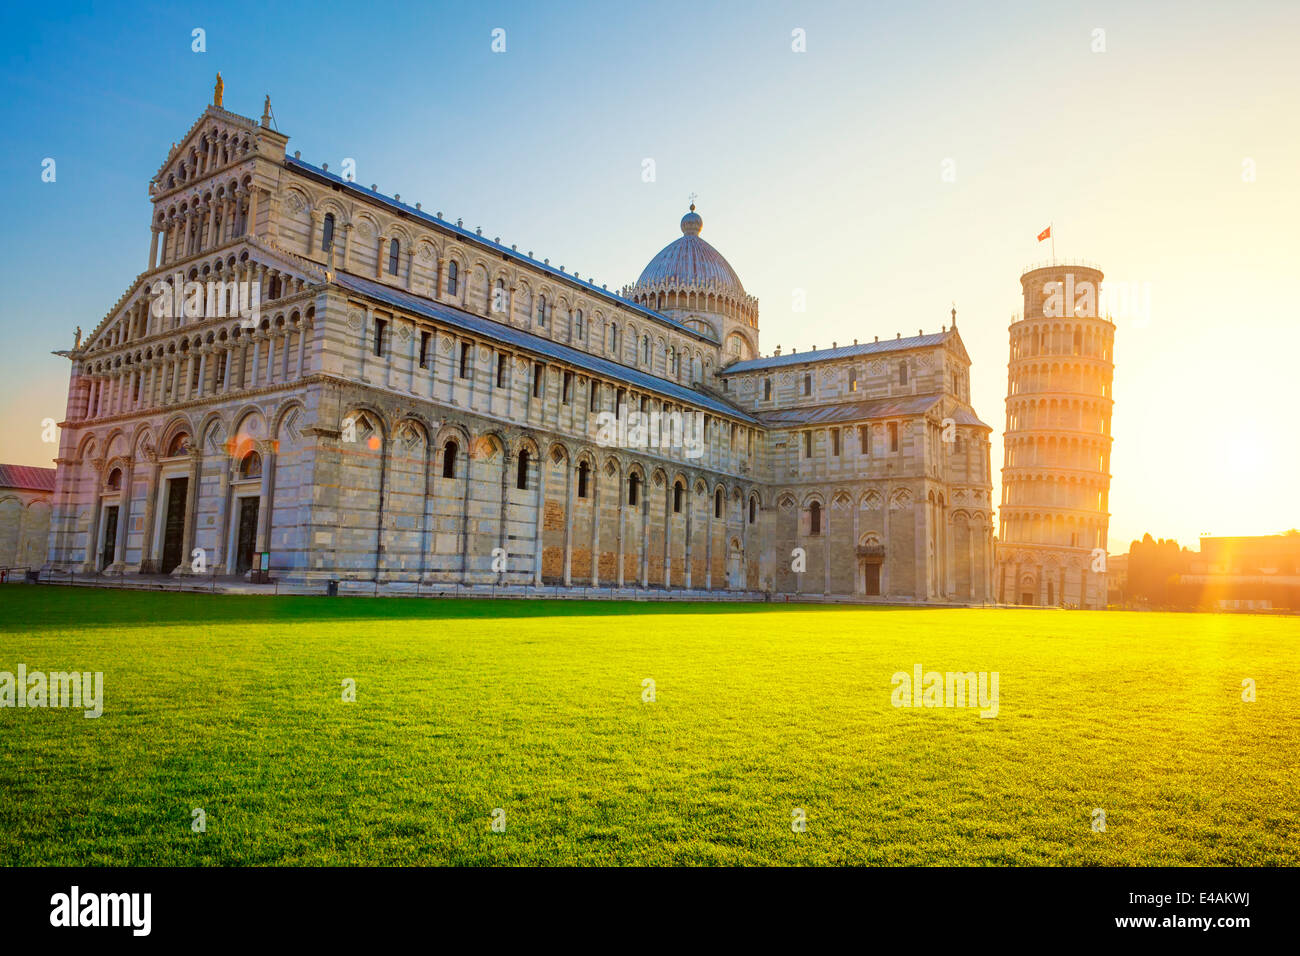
[996,263,1114,608]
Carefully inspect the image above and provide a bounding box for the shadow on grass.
[0,585,914,630]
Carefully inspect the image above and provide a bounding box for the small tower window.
[321,213,335,252]
[516,450,530,490]
[388,238,400,276]
[809,501,822,535]
[442,440,458,479]
[446,261,459,296]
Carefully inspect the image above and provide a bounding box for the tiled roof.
[286,157,718,344]
[0,464,56,492]
[333,273,762,425]
[756,394,992,430]
[758,394,940,426]
[720,332,950,374]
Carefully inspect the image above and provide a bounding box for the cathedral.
[46,84,996,601]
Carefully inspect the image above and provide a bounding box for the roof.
[633,208,747,299]
[333,273,762,425]
[720,332,951,375]
[0,464,56,492]
[758,394,938,427]
[285,157,718,345]
[756,394,992,430]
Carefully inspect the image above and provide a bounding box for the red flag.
[1037,226,1051,242]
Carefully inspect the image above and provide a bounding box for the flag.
[1037,226,1051,242]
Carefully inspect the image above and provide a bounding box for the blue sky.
[2,0,1298,549]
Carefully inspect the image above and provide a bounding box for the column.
[173,448,201,575]
[245,187,260,238]
[112,458,134,569]
[498,450,512,581]
[684,485,693,589]
[138,454,161,573]
[662,481,672,587]
[83,460,105,572]
[533,451,548,587]
[255,440,276,556]
[589,464,601,588]
[639,485,649,589]
[148,228,160,271]
[616,473,625,588]
[562,462,575,587]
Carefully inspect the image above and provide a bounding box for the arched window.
[446,261,459,296]
[673,480,684,514]
[166,432,190,457]
[628,473,640,506]
[642,335,650,365]
[388,239,400,275]
[321,213,335,252]
[898,362,908,386]
[715,488,723,518]
[748,496,757,524]
[516,450,530,490]
[574,309,584,341]
[493,278,506,314]
[239,451,262,480]
[106,468,122,491]
[810,501,822,535]
[537,295,547,327]
[442,440,458,479]
[577,461,590,499]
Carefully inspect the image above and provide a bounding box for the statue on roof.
[214,72,224,108]
[74,326,81,349]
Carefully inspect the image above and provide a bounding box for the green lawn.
[1,586,1296,866]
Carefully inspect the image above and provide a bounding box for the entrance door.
[1021,591,1034,605]
[100,506,118,569]
[160,477,188,573]
[864,561,881,596]
[235,497,259,573]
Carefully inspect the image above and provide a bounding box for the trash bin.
[327,580,339,597]
[26,570,39,584]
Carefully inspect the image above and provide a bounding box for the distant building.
[0,464,55,570]
[1181,534,1300,610]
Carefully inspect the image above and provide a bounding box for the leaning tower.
[996,262,1115,608]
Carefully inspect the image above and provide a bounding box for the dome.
[634,205,746,299]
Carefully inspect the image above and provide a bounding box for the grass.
[0,586,1297,866]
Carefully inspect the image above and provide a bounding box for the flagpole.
[1051,221,1055,264]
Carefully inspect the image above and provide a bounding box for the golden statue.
[214,72,224,108]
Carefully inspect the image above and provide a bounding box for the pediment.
[152,106,259,198]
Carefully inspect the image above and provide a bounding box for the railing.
[1020,259,1104,275]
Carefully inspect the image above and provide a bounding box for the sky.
[1,0,1296,553]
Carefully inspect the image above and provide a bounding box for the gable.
[152,106,259,198]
